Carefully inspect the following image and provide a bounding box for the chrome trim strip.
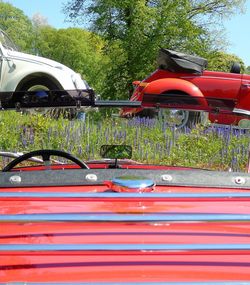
[0,281,250,285]
[1,243,250,251]
[1,192,250,198]
[181,75,242,82]
[233,108,250,116]
[1,213,250,222]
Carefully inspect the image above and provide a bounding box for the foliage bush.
[0,111,249,172]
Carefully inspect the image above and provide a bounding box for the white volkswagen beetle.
[0,29,88,94]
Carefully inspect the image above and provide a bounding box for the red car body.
[1,87,250,283]
[121,49,250,127]
[1,161,250,283]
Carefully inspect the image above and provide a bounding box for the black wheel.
[21,77,58,93]
[187,111,202,128]
[2,149,89,172]
[136,107,201,129]
[136,108,158,119]
[157,91,202,129]
[20,78,77,120]
[158,108,201,129]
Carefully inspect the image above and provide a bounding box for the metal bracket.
[76,100,81,110]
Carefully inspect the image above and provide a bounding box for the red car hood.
[1,167,250,283]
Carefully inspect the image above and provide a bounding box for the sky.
[6,0,250,66]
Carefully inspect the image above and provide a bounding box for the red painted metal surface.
[1,163,250,282]
[208,112,248,125]
[121,68,250,125]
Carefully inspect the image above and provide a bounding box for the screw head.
[234,176,246,185]
[161,174,173,182]
[85,174,98,182]
[9,175,22,184]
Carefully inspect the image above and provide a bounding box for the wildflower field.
[0,110,250,171]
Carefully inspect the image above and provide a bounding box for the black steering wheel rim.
[2,149,89,172]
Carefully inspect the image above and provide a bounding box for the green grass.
[0,110,250,171]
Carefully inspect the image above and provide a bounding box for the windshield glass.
[0,108,249,172]
[0,30,18,51]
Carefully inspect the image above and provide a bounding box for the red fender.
[143,78,208,109]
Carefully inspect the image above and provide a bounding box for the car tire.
[136,107,201,129]
[20,78,58,93]
[185,111,201,128]
[157,108,201,129]
[20,78,77,120]
[136,108,158,119]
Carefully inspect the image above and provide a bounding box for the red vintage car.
[121,49,250,128]
[1,90,250,284]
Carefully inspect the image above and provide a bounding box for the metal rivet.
[9,175,22,184]
[85,174,98,182]
[161,174,173,182]
[234,176,246,185]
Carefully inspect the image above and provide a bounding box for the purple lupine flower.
[113,130,118,141]
[123,130,127,141]
[20,134,27,147]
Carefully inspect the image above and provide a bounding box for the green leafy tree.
[246,66,250,75]
[207,51,245,72]
[0,1,34,52]
[63,0,245,99]
[35,26,108,93]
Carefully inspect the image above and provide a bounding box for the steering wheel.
[2,149,89,172]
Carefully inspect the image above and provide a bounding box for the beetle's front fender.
[1,57,83,92]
